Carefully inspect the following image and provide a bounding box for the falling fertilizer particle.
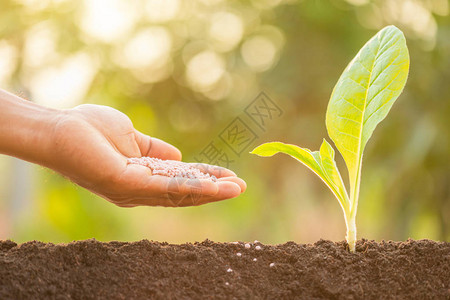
[127,157,217,182]
[236,252,242,257]
[225,282,230,286]
[255,246,262,250]
[244,243,251,249]
[253,258,257,262]
[227,268,233,273]
[269,263,275,268]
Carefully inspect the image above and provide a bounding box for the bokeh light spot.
[78,0,137,43]
[241,36,277,72]
[144,0,180,23]
[119,27,172,69]
[0,41,18,87]
[186,50,225,91]
[28,53,97,108]
[24,22,58,68]
[209,12,244,52]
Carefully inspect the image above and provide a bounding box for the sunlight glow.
[144,0,180,23]
[119,27,172,69]
[14,0,50,11]
[241,36,277,72]
[78,0,137,43]
[114,27,173,83]
[383,0,437,48]
[0,42,17,87]
[186,50,225,91]
[202,72,232,101]
[250,0,283,9]
[24,22,58,68]
[197,0,224,6]
[209,12,244,52]
[28,53,97,108]
[131,62,173,84]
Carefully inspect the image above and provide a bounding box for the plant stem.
[346,215,357,252]
[347,157,362,253]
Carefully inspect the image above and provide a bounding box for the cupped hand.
[47,104,246,207]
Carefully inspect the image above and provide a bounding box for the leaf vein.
[341,145,357,155]
[369,51,401,87]
[356,60,371,73]
[347,77,367,89]
[363,99,392,126]
[337,115,361,124]
[337,130,359,139]
[366,71,402,107]
[375,35,399,60]
[339,97,363,113]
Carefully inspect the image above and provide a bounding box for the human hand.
[46,104,246,207]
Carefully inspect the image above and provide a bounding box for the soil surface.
[0,239,449,299]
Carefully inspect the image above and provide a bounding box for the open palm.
[48,104,246,207]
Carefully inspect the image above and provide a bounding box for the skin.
[0,89,246,207]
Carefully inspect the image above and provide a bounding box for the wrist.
[0,89,64,166]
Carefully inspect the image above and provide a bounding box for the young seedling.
[251,26,410,252]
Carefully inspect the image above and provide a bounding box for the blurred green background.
[0,0,449,244]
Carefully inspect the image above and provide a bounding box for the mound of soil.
[0,239,449,299]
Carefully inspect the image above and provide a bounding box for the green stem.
[346,214,357,252]
[346,157,362,252]
[347,190,359,253]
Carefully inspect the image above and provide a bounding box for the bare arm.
[0,89,60,165]
[0,89,246,207]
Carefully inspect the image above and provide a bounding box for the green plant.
[251,26,410,252]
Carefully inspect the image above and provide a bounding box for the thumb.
[134,130,182,161]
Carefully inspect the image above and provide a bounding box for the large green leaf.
[251,140,349,211]
[325,25,409,204]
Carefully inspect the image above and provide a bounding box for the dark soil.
[0,239,449,299]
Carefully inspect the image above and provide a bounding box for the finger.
[114,181,242,207]
[187,163,236,178]
[218,176,247,193]
[173,181,240,206]
[134,130,182,161]
[165,178,220,198]
[110,185,219,208]
[114,164,219,199]
[112,194,211,208]
[215,181,242,199]
[197,181,242,205]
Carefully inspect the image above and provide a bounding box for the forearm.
[0,89,61,165]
